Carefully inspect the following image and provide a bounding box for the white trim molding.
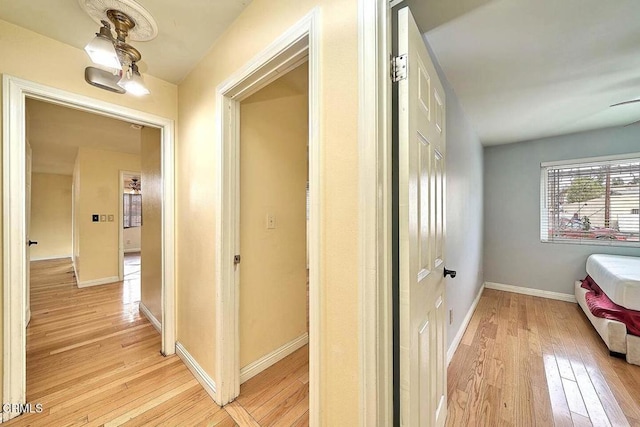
[484,282,576,303]
[240,333,309,384]
[2,75,176,422]
[358,0,392,426]
[214,10,321,427]
[76,276,120,288]
[124,248,141,254]
[139,302,161,333]
[176,342,216,401]
[447,284,485,365]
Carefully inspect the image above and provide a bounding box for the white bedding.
[586,254,640,311]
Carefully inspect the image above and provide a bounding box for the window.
[123,193,142,228]
[541,154,640,245]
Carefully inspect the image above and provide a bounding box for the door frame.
[118,170,142,281]
[359,0,393,425]
[214,7,320,418]
[2,75,177,421]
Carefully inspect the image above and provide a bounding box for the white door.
[26,142,33,326]
[397,7,447,427]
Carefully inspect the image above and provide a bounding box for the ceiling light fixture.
[118,62,150,95]
[84,20,121,70]
[79,0,158,96]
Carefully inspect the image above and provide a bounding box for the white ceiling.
[424,0,640,145]
[0,0,251,83]
[27,98,142,175]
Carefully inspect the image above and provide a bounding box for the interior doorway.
[20,97,165,415]
[2,75,176,421]
[214,12,320,424]
[231,62,310,423]
[121,172,142,305]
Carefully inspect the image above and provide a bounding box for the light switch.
[108,214,114,222]
[100,214,106,222]
[267,213,276,229]
[92,214,99,222]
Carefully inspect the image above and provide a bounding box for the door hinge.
[234,255,241,265]
[391,54,407,82]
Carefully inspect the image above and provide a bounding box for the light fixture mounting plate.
[78,0,158,41]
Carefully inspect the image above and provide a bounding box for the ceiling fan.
[610,98,640,126]
[610,99,640,107]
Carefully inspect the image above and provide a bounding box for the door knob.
[28,240,38,246]
[444,268,456,278]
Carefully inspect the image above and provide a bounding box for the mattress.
[575,281,627,354]
[586,254,640,311]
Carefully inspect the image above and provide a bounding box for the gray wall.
[484,126,640,295]
[427,39,485,350]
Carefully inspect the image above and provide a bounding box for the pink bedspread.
[581,275,640,337]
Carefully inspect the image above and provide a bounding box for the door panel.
[397,6,447,427]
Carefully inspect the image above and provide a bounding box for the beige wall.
[123,227,141,252]
[29,173,72,260]
[177,0,360,422]
[76,148,141,283]
[0,18,177,400]
[140,127,162,321]
[239,65,308,368]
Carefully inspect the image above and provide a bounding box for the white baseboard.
[29,254,72,261]
[240,333,309,384]
[175,342,217,402]
[484,281,576,303]
[124,248,141,254]
[139,302,161,333]
[76,276,119,288]
[447,283,485,366]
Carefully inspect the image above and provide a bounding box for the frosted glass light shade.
[118,66,150,96]
[84,34,121,70]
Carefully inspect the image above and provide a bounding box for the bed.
[575,254,640,366]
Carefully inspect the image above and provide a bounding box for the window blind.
[123,193,142,228]
[540,155,640,245]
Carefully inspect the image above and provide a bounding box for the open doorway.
[22,98,165,409]
[230,62,310,423]
[2,76,176,420]
[213,13,320,423]
[121,172,142,303]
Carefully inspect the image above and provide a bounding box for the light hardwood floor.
[6,258,308,426]
[447,288,640,427]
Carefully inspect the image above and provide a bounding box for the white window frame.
[540,152,640,247]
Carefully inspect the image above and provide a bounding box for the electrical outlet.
[449,309,453,325]
[100,214,106,222]
[267,213,276,229]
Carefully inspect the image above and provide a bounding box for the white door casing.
[397,7,447,427]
